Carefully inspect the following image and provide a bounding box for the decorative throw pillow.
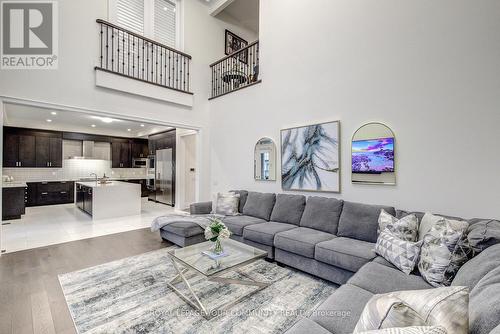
[212,192,240,216]
[378,209,419,241]
[375,229,423,274]
[355,286,468,334]
[357,326,447,334]
[418,216,469,286]
[353,294,427,332]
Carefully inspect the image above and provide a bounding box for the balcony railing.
[209,41,260,100]
[96,19,192,94]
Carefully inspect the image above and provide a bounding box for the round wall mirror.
[254,137,277,181]
[351,122,396,185]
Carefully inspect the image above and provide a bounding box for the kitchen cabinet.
[35,136,62,167]
[2,186,27,220]
[132,139,149,159]
[4,127,62,168]
[111,140,132,168]
[26,181,74,206]
[3,131,36,167]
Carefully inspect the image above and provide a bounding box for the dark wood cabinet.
[131,139,149,159]
[2,187,27,220]
[26,181,74,207]
[111,140,132,168]
[83,186,93,215]
[36,134,62,168]
[3,131,36,167]
[4,127,62,168]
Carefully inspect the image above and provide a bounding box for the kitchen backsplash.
[3,159,147,182]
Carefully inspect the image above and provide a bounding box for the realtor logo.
[1,1,58,69]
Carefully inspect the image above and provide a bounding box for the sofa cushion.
[242,191,276,220]
[467,218,500,252]
[337,201,396,243]
[310,283,374,334]
[284,318,332,334]
[348,262,432,295]
[270,194,306,225]
[230,190,249,213]
[372,256,398,270]
[299,196,344,234]
[452,243,500,291]
[243,221,297,246]
[274,227,336,258]
[315,237,376,272]
[469,266,500,334]
[160,221,204,237]
[222,215,266,236]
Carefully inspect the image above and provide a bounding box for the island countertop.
[76,181,138,188]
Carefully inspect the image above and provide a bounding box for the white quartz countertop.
[76,181,140,188]
[2,181,28,188]
[12,176,150,183]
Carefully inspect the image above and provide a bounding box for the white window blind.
[154,0,177,47]
[116,0,144,35]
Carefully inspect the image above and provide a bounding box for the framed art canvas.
[281,121,341,192]
[225,29,248,63]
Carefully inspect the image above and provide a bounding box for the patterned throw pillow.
[418,216,469,286]
[357,326,447,334]
[378,209,419,241]
[355,286,468,334]
[375,229,423,274]
[212,192,240,216]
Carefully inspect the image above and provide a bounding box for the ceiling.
[222,0,259,34]
[3,104,173,138]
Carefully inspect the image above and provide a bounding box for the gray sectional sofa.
[158,190,500,334]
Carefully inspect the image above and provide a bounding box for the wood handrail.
[96,19,192,59]
[209,40,259,67]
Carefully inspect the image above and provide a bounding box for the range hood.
[69,141,103,160]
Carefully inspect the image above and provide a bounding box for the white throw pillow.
[375,229,423,275]
[378,209,419,241]
[354,286,468,334]
[211,192,240,216]
[357,326,447,334]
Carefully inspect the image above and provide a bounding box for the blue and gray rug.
[59,247,336,334]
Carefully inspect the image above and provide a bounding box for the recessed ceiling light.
[51,111,57,115]
[91,124,96,128]
[127,128,131,132]
[46,119,52,122]
[91,116,116,123]
[163,6,168,11]
[140,124,145,127]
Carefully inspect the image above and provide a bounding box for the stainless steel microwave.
[132,158,148,168]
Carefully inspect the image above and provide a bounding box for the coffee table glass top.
[168,239,267,276]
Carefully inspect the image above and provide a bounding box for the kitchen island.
[76,181,141,220]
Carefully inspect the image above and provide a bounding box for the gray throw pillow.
[355,286,468,334]
[378,209,419,241]
[375,229,423,274]
[418,216,469,286]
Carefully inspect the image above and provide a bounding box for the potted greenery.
[204,217,231,254]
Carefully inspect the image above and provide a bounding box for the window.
[110,0,181,49]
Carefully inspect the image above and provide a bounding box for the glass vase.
[213,239,224,254]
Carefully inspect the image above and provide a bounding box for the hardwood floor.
[0,228,172,334]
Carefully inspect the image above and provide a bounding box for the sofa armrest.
[190,201,212,215]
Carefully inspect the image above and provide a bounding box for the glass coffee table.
[167,239,270,319]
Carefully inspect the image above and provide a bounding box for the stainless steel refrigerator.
[155,148,174,206]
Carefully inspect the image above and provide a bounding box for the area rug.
[59,247,337,334]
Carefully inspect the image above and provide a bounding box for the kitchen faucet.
[90,173,98,183]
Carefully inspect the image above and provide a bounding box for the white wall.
[0,0,257,207]
[209,0,500,219]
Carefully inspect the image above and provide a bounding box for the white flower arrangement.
[204,217,231,242]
